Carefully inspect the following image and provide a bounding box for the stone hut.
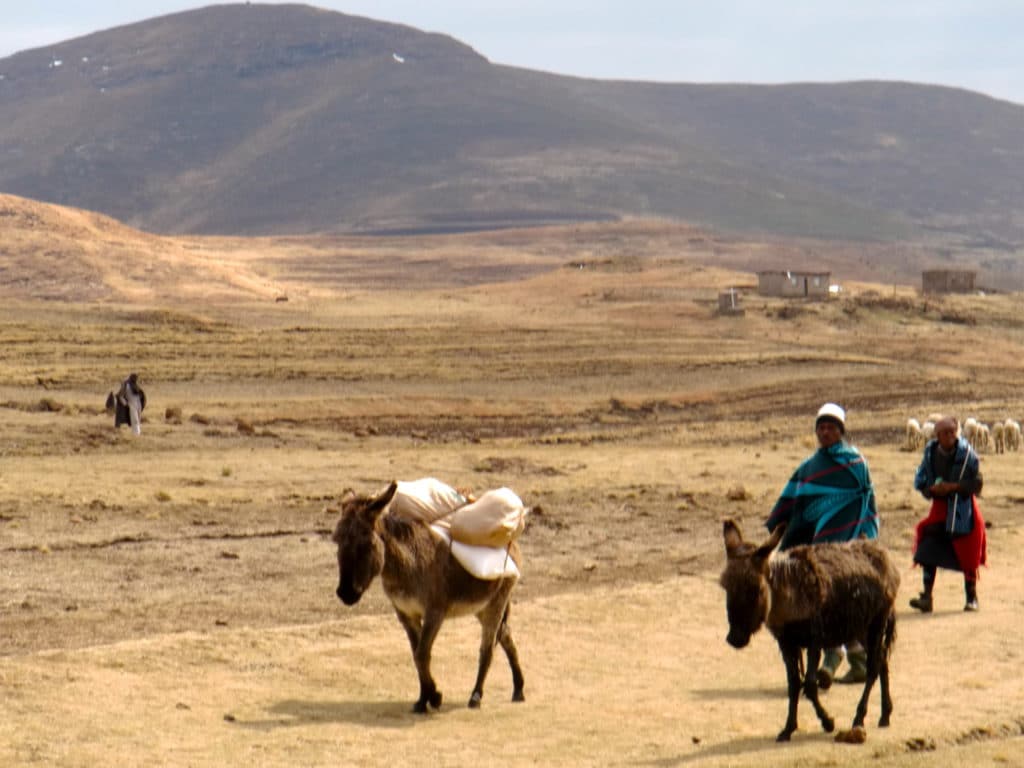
[756,270,831,299]
[717,288,745,316]
[922,269,976,294]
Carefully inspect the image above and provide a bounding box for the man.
[765,402,879,686]
[910,416,986,612]
[115,372,146,435]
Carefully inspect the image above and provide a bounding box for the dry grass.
[3,209,1024,765]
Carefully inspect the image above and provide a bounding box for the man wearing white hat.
[765,402,879,686]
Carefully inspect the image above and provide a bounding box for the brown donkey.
[333,481,525,713]
[720,519,899,742]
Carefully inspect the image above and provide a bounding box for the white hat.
[816,402,846,432]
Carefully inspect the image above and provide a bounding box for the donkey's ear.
[723,519,744,555]
[754,523,785,561]
[367,481,399,516]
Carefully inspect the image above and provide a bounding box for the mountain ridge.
[1,4,1022,248]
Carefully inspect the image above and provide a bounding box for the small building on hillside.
[922,269,976,295]
[756,270,831,300]
[716,288,745,316]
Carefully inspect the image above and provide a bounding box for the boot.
[911,568,936,613]
[836,647,867,685]
[817,647,844,690]
[909,592,933,613]
[964,581,979,612]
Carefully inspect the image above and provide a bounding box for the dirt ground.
[3,219,1024,766]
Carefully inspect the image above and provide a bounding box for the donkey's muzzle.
[726,630,750,649]
[337,583,362,606]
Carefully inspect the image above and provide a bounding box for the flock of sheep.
[904,413,1022,453]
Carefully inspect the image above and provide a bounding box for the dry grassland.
[2,207,1024,765]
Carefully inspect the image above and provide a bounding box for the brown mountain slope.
[2,4,1023,246]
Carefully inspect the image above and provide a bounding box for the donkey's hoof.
[468,692,482,709]
[429,690,443,709]
[821,717,835,733]
[878,714,891,728]
[512,690,525,703]
[412,701,428,714]
[776,729,794,742]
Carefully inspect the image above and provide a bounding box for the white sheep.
[974,422,991,453]
[993,421,1006,454]
[904,418,924,451]
[922,420,936,443]
[962,417,978,446]
[1005,419,1022,452]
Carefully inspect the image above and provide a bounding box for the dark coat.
[114,400,133,427]
[113,378,146,427]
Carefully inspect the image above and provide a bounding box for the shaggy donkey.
[719,519,899,742]
[333,481,525,713]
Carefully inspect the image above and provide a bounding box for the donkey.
[719,519,899,742]
[333,481,525,713]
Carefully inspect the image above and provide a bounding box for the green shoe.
[818,648,843,690]
[836,649,867,685]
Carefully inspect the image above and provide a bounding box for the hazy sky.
[3,1,1023,105]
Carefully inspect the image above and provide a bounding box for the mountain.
[1,3,1023,246]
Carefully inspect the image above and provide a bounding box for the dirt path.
[2,528,1023,767]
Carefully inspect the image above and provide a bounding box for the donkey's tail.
[882,611,897,660]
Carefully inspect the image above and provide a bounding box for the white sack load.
[386,478,468,523]
[449,487,528,549]
[430,524,521,580]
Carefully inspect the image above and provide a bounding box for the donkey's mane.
[332,490,425,544]
[767,540,899,626]
[770,548,831,605]
[382,509,423,542]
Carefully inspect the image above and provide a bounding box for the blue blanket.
[766,441,879,550]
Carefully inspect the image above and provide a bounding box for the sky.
[2,1,1023,105]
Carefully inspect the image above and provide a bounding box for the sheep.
[921,420,936,444]
[960,417,993,452]
[720,520,899,743]
[993,421,1005,454]
[962,417,978,446]
[1005,419,1022,451]
[904,418,924,451]
[974,422,991,453]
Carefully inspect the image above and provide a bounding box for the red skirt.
[913,496,987,578]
